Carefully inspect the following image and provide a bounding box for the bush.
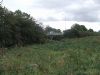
[47,35,63,40]
[63,29,79,38]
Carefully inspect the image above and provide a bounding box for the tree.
[88,29,94,32]
[13,10,45,45]
[45,26,62,34]
[0,6,13,47]
[71,23,87,32]
[80,25,88,31]
[45,26,54,34]
[63,29,79,38]
[45,26,62,40]
[63,23,97,38]
[63,23,91,38]
[0,7,46,48]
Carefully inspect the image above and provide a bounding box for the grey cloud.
[94,0,100,3]
[35,0,100,22]
[35,0,84,10]
[72,11,99,22]
[64,6,100,22]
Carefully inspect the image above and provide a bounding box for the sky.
[2,0,100,31]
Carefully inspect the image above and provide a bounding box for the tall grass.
[0,36,100,75]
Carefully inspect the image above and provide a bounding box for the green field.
[0,36,100,75]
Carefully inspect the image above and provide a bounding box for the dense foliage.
[0,6,45,48]
[45,26,62,34]
[63,23,99,38]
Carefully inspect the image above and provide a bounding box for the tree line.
[45,23,100,39]
[0,6,45,48]
[63,23,98,38]
[0,5,100,48]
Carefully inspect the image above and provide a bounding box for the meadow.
[0,36,100,75]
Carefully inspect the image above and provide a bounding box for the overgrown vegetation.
[0,36,100,75]
[0,6,45,48]
[0,4,100,75]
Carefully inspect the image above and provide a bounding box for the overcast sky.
[2,0,100,31]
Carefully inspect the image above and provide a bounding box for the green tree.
[0,6,46,48]
[71,23,87,32]
[64,23,88,38]
[0,6,13,47]
[14,10,45,45]
[88,29,94,32]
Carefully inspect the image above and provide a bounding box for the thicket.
[0,6,45,48]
